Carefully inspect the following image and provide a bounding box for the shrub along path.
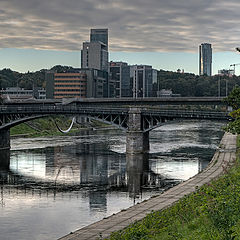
[59,132,237,240]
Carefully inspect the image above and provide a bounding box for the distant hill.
[157,70,240,97]
[0,65,73,90]
[0,66,240,97]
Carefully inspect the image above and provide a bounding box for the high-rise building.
[81,29,109,72]
[81,41,108,72]
[90,29,108,50]
[199,43,212,76]
[109,61,131,98]
[130,65,156,98]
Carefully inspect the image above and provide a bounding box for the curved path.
[59,132,237,240]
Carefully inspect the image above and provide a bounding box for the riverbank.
[10,117,111,138]
[59,132,237,240]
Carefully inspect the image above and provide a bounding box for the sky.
[1,0,240,75]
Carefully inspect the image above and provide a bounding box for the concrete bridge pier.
[0,149,10,170]
[126,108,149,154]
[0,129,10,150]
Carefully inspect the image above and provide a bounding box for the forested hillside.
[0,65,73,90]
[0,66,240,97]
[158,70,240,97]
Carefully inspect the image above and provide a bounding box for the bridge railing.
[0,105,231,120]
[142,109,230,117]
[0,105,129,115]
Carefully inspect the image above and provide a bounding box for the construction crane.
[230,63,240,75]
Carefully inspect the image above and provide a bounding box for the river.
[0,120,225,240]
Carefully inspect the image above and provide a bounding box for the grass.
[106,135,240,240]
[10,117,112,138]
[10,117,83,137]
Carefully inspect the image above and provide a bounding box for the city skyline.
[1,0,240,74]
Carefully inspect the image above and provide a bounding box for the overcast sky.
[1,0,240,74]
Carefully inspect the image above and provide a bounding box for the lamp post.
[225,79,228,97]
[218,75,220,97]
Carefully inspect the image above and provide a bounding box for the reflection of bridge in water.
[0,146,184,209]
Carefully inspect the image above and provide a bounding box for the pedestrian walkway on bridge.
[59,132,236,240]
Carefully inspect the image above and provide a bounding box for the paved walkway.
[59,132,237,240]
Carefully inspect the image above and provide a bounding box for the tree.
[224,86,240,110]
[224,86,240,134]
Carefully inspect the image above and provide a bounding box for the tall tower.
[199,43,212,76]
[81,41,108,72]
[81,28,109,72]
[90,29,108,50]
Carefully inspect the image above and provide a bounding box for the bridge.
[0,97,231,153]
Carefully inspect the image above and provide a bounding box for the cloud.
[0,0,240,53]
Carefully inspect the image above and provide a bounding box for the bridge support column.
[0,149,10,170]
[0,129,10,150]
[126,108,149,154]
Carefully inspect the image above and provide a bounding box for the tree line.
[0,65,73,90]
[1,66,240,98]
[157,70,240,97]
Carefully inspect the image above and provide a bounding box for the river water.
[0,120,225,240]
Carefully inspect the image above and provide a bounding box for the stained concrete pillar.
[0,129,10,150]
[126,108,149,154]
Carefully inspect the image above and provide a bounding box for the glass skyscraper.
[199,43,212,76]
[90,29,108,50]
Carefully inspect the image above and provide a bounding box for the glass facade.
[199,43,212,76]
[90,29,108,49]
[131,65,154,98]
[109,62,131,98]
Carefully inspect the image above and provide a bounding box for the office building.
[45,68,108,99]
[81,41,108,72]
[130,65,156,98]
[109,61,131,98]
[80,68,108,98]
[90,29,108,50]
[199,43,212,76]
[53,72,87,99]
[81,28,109,72]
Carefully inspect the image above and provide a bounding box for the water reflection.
[0,150,10,187]
[2,146,172,198]
[127,153,152,199]
[0,121,225,240]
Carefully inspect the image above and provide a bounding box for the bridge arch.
[0,103,230,153]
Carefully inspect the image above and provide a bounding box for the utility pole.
[225,79,228,97]
[218,76,220,97]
